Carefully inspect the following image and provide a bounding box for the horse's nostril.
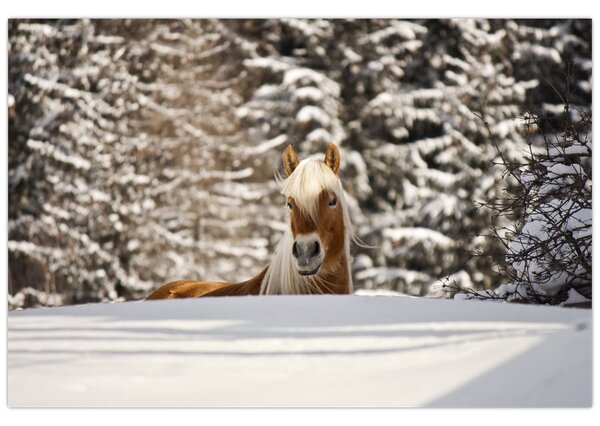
[293,238,321,261]
[311,241,321,257]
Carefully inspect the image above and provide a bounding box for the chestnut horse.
[146,143,353,300]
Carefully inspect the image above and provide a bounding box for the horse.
[146,143,354,300]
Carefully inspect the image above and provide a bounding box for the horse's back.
[146,267,268,300]
[145,280,229,300]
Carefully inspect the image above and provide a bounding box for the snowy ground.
[8,295,591,407]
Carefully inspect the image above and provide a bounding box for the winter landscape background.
[8,19,592,308]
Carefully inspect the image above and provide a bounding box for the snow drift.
[8,295,591,407]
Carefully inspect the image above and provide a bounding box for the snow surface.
[8,295,591,407]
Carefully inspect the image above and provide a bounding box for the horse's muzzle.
[292,233,324,276]
[298,265,321,276]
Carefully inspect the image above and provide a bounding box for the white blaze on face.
[292,232,324,275]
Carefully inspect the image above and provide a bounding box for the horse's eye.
[287,202,293,210]
[328,197,337,208]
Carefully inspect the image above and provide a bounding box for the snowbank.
[8,295,591,407]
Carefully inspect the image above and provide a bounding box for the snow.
[243,57,291,73]
[239,134,288,156]
[283,68,340,97]
[296,105,331,127]
[361,21,427,44]
[292,86,325,103]
[561,288,590,306]
[513,43,562,64]
[495,119,591,300]
[549,143,591,156]
[8,295,590,407]
[281,19,331,38]
[353,289,412,297]
[26,139,91,170]
[383,227,455,249]
[547,162,584,177]
[355,267,432,291]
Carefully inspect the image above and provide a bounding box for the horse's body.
[146,144,353,300]
[145,267,268,299]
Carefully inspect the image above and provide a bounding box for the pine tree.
[8,19,592,307]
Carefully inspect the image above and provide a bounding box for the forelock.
[280,158,342,222]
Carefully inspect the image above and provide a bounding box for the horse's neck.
[203,267,267,297]
[313,254,350,294]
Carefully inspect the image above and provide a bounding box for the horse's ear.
[324,143,340,175]
[283,145,300,176]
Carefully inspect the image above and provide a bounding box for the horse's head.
[281,144,346,277]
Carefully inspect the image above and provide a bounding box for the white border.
[1,2,597,425]
[2,0,596,18]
